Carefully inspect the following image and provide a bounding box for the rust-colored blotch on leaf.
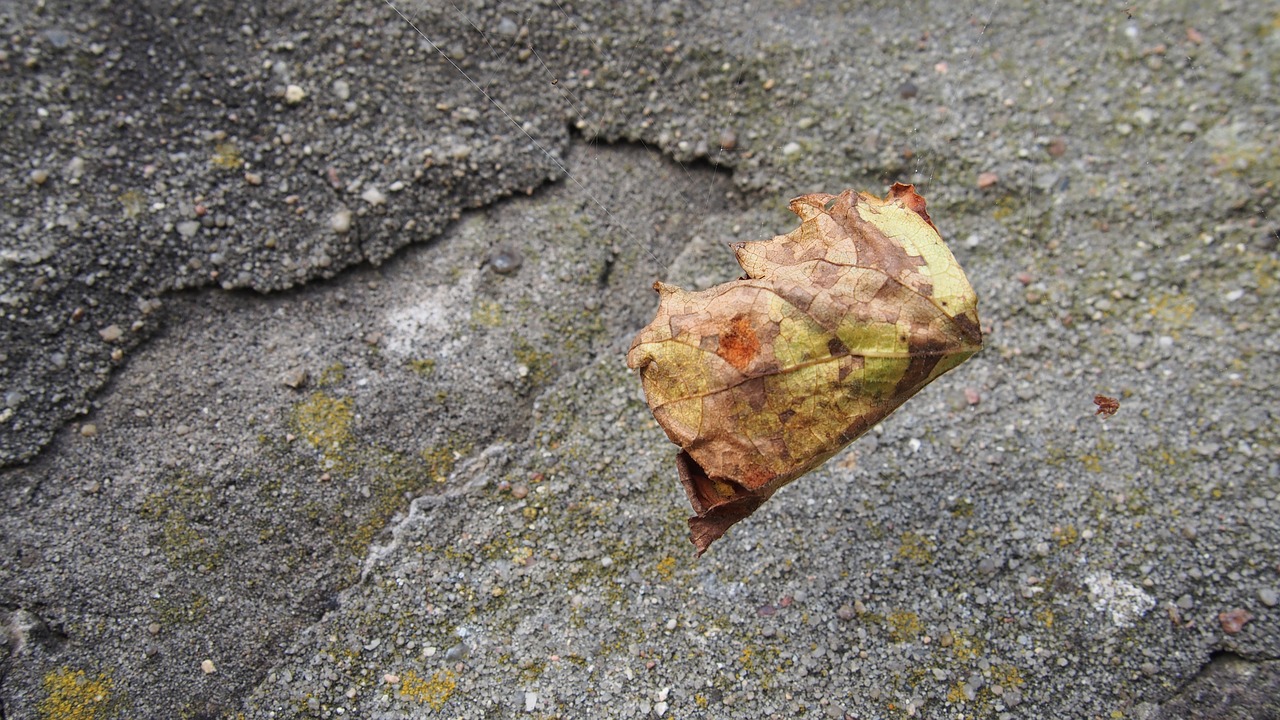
[627,184,982,554]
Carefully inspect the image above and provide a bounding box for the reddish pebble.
[1219,608,1253,635]
[511,484,529,499]
[1016,272,1034,286]
[1186,27,1204,44]
[964,387,981,406]
[977,172,999,189]
[1047,137,1067,158]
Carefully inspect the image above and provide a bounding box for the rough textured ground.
[2,0,1278,718]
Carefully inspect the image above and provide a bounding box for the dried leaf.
[1219,608,1253,635]
[627,184,982,554]
[1094,394,1120,418]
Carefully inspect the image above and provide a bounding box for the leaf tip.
[886,182,935,230]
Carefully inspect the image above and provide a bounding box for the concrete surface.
[1,0,1278,718]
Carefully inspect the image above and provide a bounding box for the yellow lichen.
[292,392,354,461]
[991,664,1025,687]
[118,190,145,219]
[399,669,456,710]
[471,300,504,327]
[950,630,983,661]
[211,142,244,169]
[512,338,554,385]
[887,611,922,643]
[318,362,347,387]
[896,531,935,566]
[1053,525,1079,547]
[421,442,465,483]
[1146,293,1196,333]
[38,668,113,720]
[654,555,678,580]
[408,358,437,377]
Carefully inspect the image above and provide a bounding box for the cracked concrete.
[2,0,1278,717]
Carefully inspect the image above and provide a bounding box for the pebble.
[332,79,351,101]
[99,325,123,342]
[444,642,468,661]
[977,172,999,189]
[495,17,518,36]
[201,659,216,674]
[1258,588,1278,607]
[719,130,737,150]
[836,604,855,621]
[488,248,523,274]
[897,81,918,99]
[30,169,49,185]
[330,210,353,234]
[176,220,200,238]
[781,141,801,156]
[360,187,386,206]
[511,484,529,499]
[244,172,262,186]
[524,691,537,712]
[282,370,308,389]
[79,424,98,437]
[284,84,306,104]
[65,156,85,180]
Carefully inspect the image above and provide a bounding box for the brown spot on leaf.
[717,315,759,371]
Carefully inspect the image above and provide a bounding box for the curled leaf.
[627,184,982,554]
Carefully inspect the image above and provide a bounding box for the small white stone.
[781,141,802,155]
[284,84,306,104]
[201,659,216,674]
[330,210,352,234]
[360,187,386,206]
[524,691,538,712]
